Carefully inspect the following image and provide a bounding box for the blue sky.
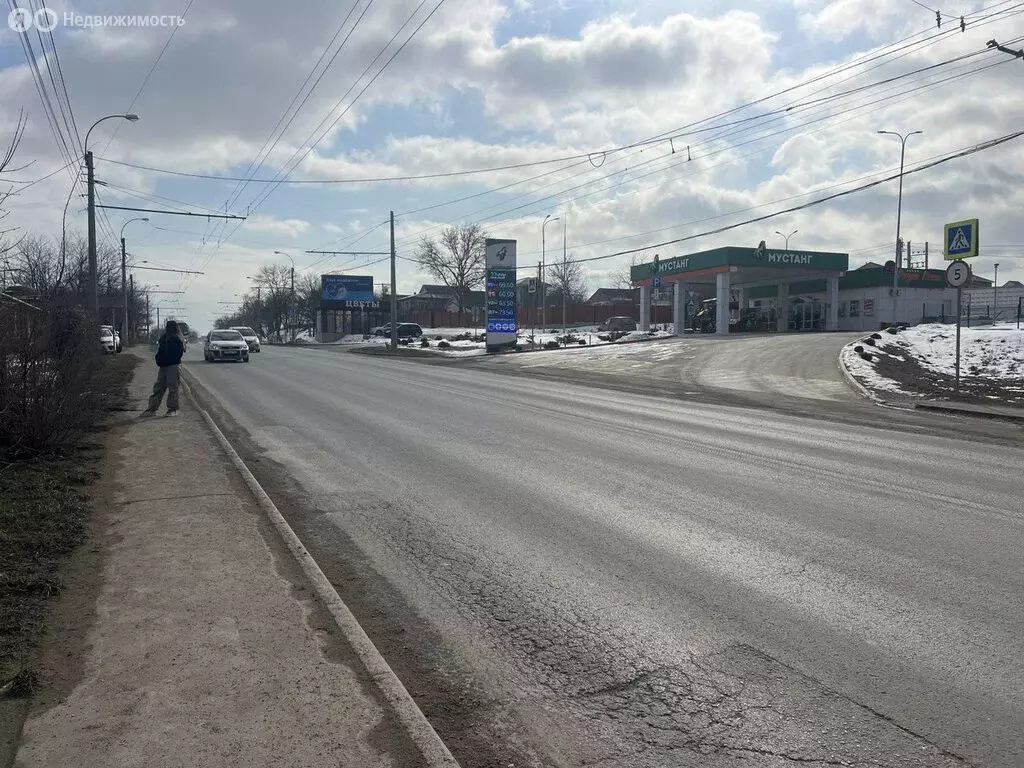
[1,0,1023,330]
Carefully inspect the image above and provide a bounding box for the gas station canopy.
[630,245,849,287]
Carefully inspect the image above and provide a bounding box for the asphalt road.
[183,344,1024,768]
[479,332,865,405]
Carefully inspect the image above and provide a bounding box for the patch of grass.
[0,459,90,693]
[0,352,137,697]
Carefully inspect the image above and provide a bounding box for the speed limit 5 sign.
[945,259,971,289]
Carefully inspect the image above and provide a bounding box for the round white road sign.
[945,259,971,289]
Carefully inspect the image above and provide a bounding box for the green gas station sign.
[631,246,849,282]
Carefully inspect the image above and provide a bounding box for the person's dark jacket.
[155,333,185,367]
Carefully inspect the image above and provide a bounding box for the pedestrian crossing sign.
[944,218,978,260]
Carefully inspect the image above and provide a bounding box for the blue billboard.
[321,274,373,302]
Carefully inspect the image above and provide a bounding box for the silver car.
[204,329,250,362]
[229,326,261,352]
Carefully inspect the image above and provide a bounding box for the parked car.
[99,326,122,353]
[597,316,637,332]
[229,326,261,352]
[395,323,423,339]
[203,329,250,363]
[372,323,392,337]
[99,326,116,354]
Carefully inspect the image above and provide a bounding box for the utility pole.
[86,150,98,319]
[145,288,149,340]
[535,262,540,341]
[925,242,929,270]
[120,237,128,342]
[390,211,398,353]
[562,215,568,336]
[156,306,160,331]
[994,263,1000,321]
[129,274,134,343]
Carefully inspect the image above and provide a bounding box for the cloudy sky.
[2,0,1023,330]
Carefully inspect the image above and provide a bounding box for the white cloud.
[1,0,1023,332]
[244,214,310,237]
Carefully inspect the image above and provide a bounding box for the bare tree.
[0,110,28,274]
[252,263,293,340]
[295,272,320,337]
[414,223,488,314]
[613,254,643,290]
[549,252,588,303]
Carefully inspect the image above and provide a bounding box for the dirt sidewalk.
[13,361,424,767]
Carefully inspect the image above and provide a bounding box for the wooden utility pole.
[390,211,398,353]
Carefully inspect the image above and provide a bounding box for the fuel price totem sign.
[485,238,518,351]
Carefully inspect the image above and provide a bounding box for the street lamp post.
[775,229,798,250]
[120,217,149,344]
[541,214,560,329]
[86,114,139,321]
[994,262,1000,322]
[878,129,922,327]
[274,250,296,341]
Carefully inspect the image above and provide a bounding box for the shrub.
[0,306,130,458]
[544,340,560,350]
[870,332,882,339]
[859,351,874,361]
[438,340,451,349]
[886,327,898,335]
[420,338,430,348]
[854,345,864,354]
[863,337,876,347]
[578,340,587,346]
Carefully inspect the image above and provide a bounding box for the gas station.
[630,243,850,335]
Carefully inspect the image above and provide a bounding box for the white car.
[229,326,261,352]
[204,329,250,363]
[99,326,116,354]
[100,325,122,353]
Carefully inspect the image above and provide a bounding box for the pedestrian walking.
[140,320,186,417]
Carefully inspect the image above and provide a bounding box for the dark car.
[395,323,423,339]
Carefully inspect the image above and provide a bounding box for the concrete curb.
[187,387,461,768]
[837,340,886,405]
[914,402,1024,422]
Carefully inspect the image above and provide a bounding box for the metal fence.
[961,296,1023,327]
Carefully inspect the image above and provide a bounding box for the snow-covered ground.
[842,322,1024,401]
[318,325,678,353]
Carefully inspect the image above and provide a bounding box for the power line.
[222,0,376,214]
[385,11,1024,248]
[86,4,1010,208]
[185,0,444,286]
[185,0,449,291]
[394,50,1017,250]
[99,0,195,156]
[564,129,1024,268]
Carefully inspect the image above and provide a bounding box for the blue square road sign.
[944,218,979,260]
